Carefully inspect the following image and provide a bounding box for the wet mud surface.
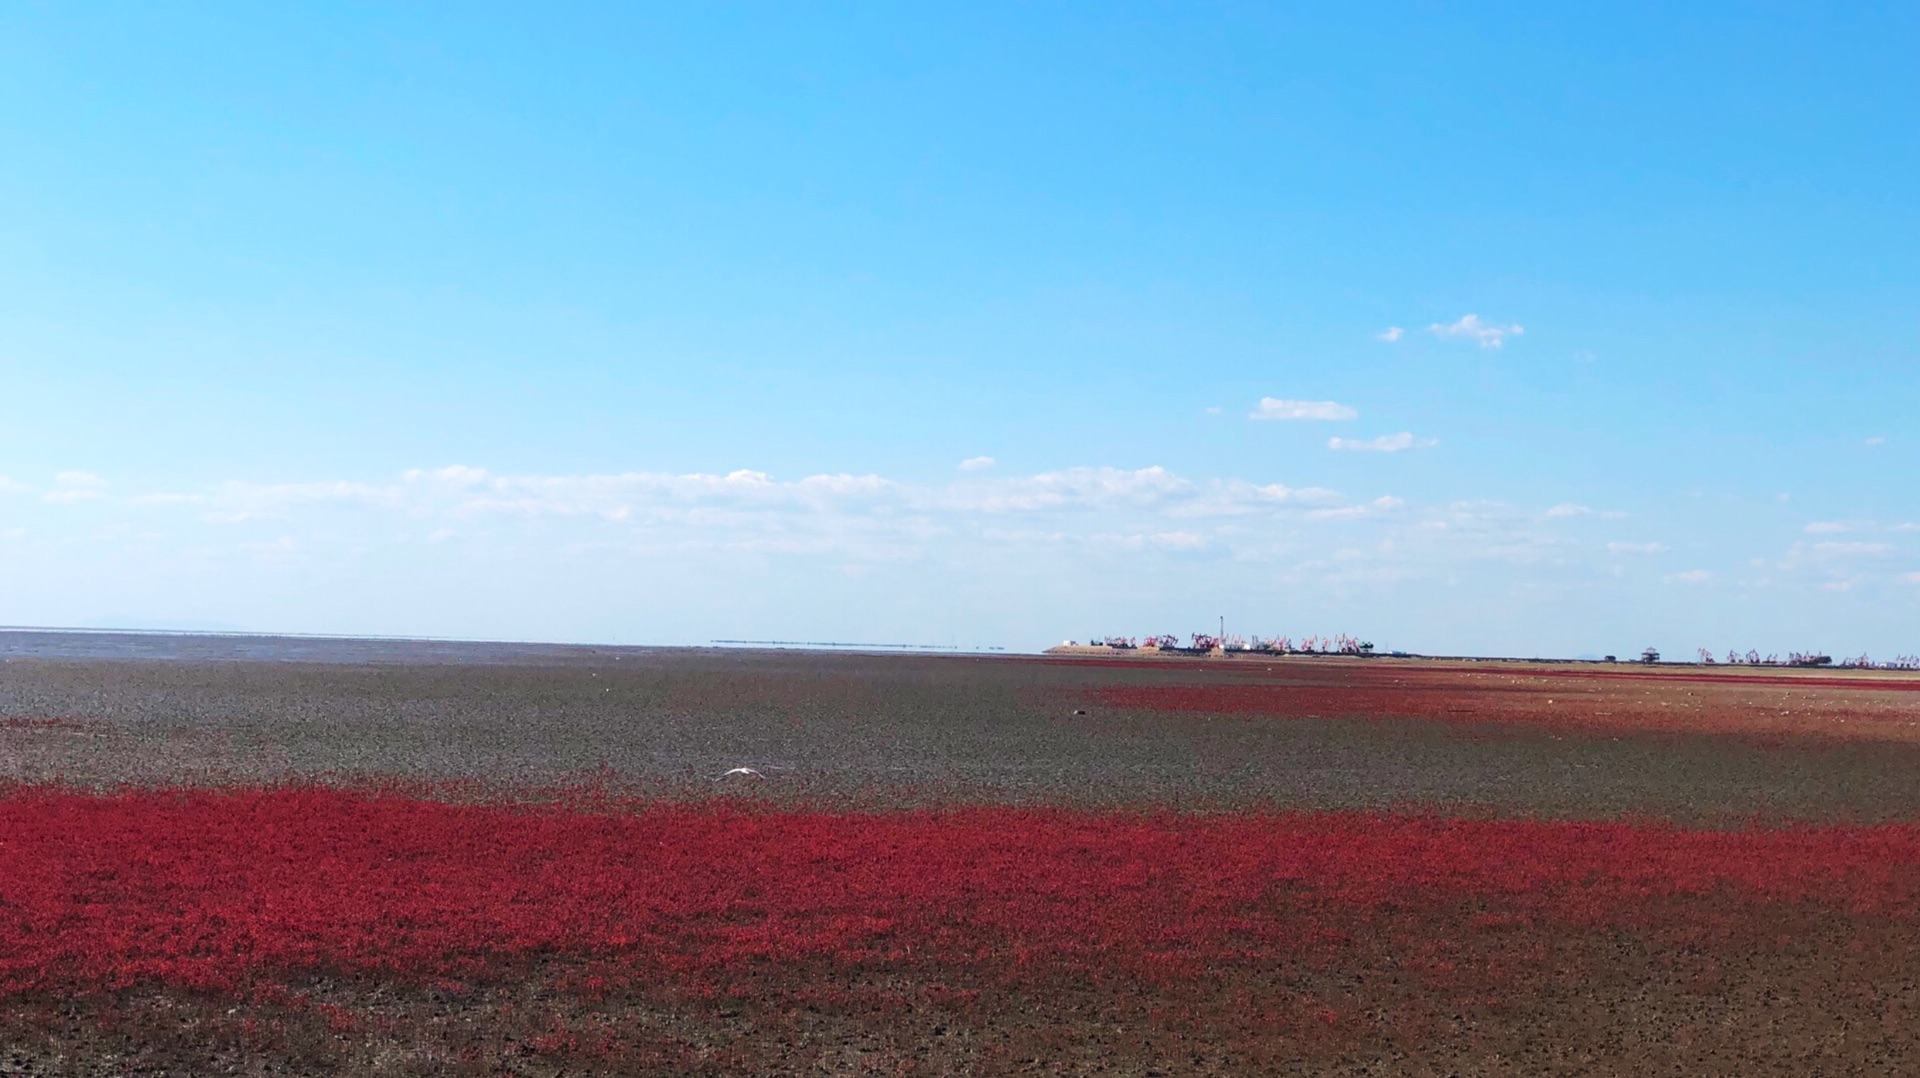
[3,639,1919,822]
[3,634,1919,1075]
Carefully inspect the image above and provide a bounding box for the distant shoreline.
[1041,643,1920,683]
[0,627,1911,681]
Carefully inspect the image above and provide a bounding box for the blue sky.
[2,3,1915,656]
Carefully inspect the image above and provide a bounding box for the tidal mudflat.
[3,635,1917,1074]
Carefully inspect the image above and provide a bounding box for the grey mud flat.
[3,630,1918,822]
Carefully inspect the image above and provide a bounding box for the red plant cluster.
[1088,670,1920,742]
[3,786,1917,1006]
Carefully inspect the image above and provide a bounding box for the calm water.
[0,628,668,666]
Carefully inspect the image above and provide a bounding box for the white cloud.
[1148,531,1207,550]
[216,479,403,515]
[1250,398,1358,421]
[1308,496,1405,520]
[429,468,895,521]
[1796,519,1915,536]
[1865,436,1886,447]
[1666,569,1712,583]
[0,476,27,493]
[1267,483,1344,505]
[23,454,1920,655]
[947,466,1192,513]
[404,465,489,487]
[958,456,996,472]
[1327,433,1437,452]
[795,473,884,495]
[1811,541,1894,557]
[796,474,892,497]
[1428,314,1523,349]
[45,471,108,503]
[1203,406,1223,415]
[237,536,300,563]
[1607,541,1668,554]
[1376,326,1404,342]
[60,464,1661,628]
[1768,540,1907,581]
[1902,571,1920,585]
[1164,481,1343,518]
[88,461,1440,581]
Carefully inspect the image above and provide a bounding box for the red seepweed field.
[3,639,1920,1074]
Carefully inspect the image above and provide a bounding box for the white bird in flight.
[721,767,764,778]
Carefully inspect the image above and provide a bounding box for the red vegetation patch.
[1526,667,1920,691]
[1089,664,1920,743]
[0,716,94,731]
[2,785,1917,1004]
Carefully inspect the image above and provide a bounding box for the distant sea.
[0,628,661,666]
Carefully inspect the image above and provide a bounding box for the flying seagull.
[721,767,764,778]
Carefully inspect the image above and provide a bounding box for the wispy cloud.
[405,467,895,521]
[1766,540,1909,584]
[1428,314,1523,349]
[1866,436,1886,447]
[209,479,405,519]
[1804,520,1920,536]
[958,456,995,472]
[1307,496,1405,520]
[1250,398,1358,421]
[98,461,1454,572]
[1148,531,1207,550]
[1811,541,1894,557]
[365,463,1376,525]
[45,471,107,503]
[13,449,1917,654]
[1164,480,1343,518]
[1376,326,1403,342]
[1328,433,1437,452]
[945,466,1191,513]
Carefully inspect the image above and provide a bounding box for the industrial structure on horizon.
[1055,633,1376,657]
[1050,633,1920,670]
